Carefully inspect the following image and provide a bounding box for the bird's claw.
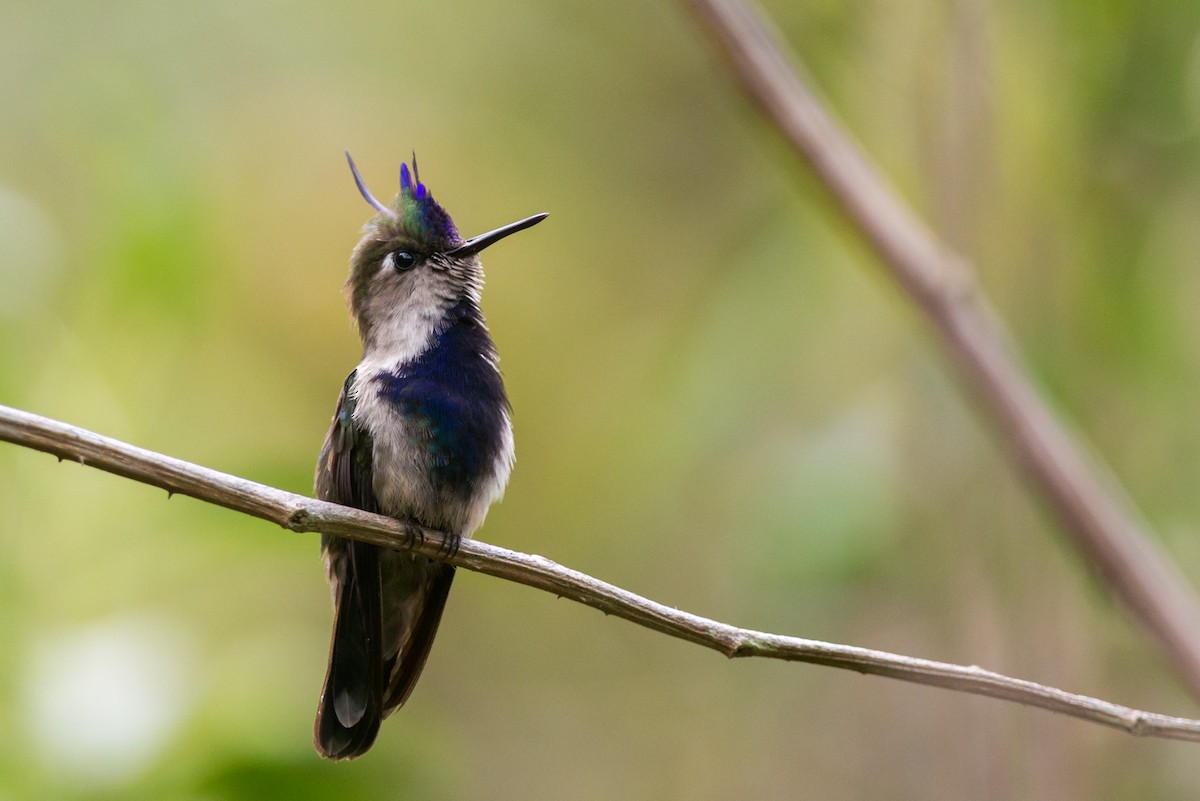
[401,520,426,551]
[439,533,461,561]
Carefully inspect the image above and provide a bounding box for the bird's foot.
[438,532,462,561]
[400,520,426,551]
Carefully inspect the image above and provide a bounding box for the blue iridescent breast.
[372,300,509,498]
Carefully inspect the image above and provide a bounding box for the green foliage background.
[4,1,1200,798]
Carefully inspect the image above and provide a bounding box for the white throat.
[357,270,455,375]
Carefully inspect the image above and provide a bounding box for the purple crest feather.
[346,152,459,248]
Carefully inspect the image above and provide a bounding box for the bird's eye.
[392,251,417,272]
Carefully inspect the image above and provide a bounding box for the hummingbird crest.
[395,160,461,250]
[348,152,460,250]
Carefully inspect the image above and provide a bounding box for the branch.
[685,0,1200,698]
[3,403,1200,742]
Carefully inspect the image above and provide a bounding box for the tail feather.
[315,542,457,759]
[315,541,383,760]
[383,562,456,713]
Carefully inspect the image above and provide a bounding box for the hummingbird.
[313,152,546,759]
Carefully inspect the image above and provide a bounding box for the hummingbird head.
[343,152,546,350]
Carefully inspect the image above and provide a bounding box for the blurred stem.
[686,0,1200,699]
[4,403,1200,742]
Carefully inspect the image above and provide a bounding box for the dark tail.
[315,541,383,760]
[315,543,456,760]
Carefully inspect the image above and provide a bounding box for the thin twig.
[2,403,1200,742]
[685,0,1200,699]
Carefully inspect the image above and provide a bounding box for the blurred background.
[4,0,1200,798]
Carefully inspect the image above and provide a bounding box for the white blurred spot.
[22,614,195,785]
